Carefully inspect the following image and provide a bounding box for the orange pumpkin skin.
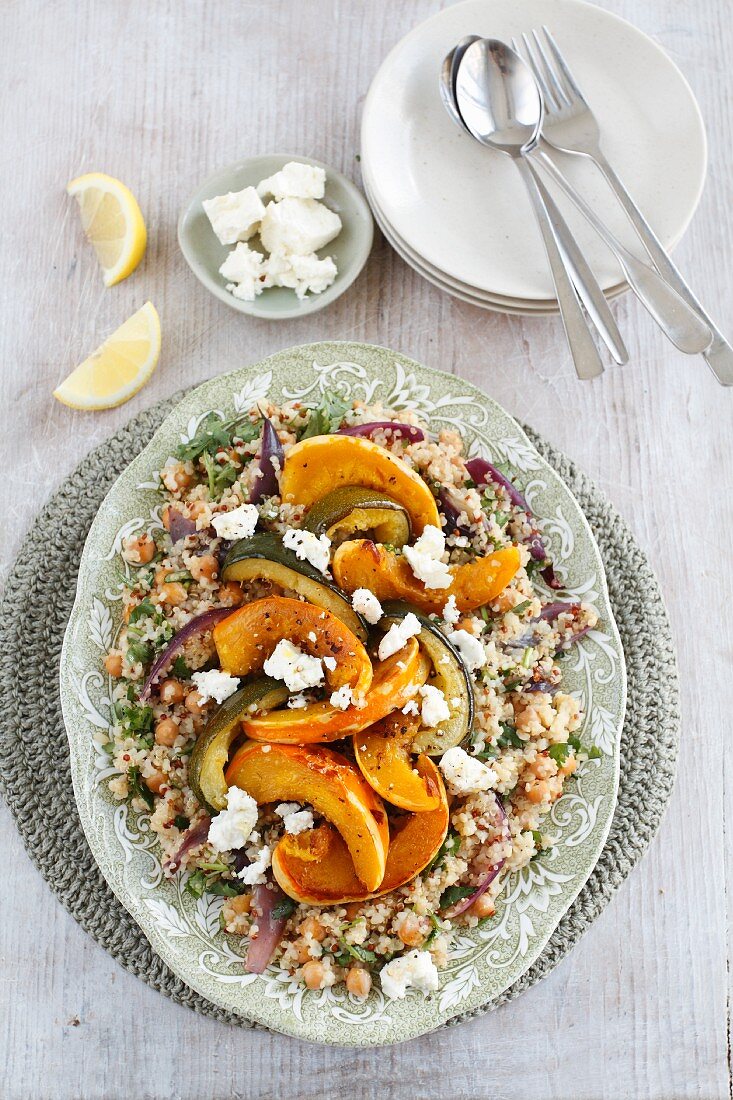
[332,540,521,614]
[271,757,449,905]
[225,741,389,892]
[279,434,440,536]
[213,596,372,696]
[353,711,440,812]
[242,637,431,743]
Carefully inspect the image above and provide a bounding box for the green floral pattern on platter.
[59,342,626,1046]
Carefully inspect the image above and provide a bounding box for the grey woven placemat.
[0,390,680,1036]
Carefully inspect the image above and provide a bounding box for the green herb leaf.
[127,765,154,811]
[497,723,523,749]
[128,597,156,624]
[206,879,244,898]
[427,828,460,872]
[185,870,207,899]
[587,745,602,760]
[439,884,474,910]
[175,412,261,463]
[126,641,153,666]
[509,600,532,617]
[548,742,572,765]
[202,450,239,500]
[339,938,378,965]
[300,390,349,438]
[271,897,297,920]
[172,655,192,679]
[174,815,190,831]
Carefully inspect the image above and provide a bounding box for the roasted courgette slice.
[189,677,289,813]
[221,532,367,641]
[381,601,474,756]
[303,486,411,548]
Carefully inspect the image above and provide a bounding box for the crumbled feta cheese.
[351,588,383,624]
[191,669,241,705]
[265,249,337,299]
[439,746,497,795]
[257,161,326,201]
[211,503,259,540]
[330,684,353,710]
[323,656,337,672]
[419,684,451,727]
[220,242,267,301]
[282,527,331,573]
[402,699,419,716]
[442,594,460,625]
[403,526,452,590]
[283,809,314,835]
[378,612,422,661]
[380,950,440,1000]
[447,629,486,672]
[275,802,300,818]
[203,187,266,245]
[238,844,272,885]
[259,197,342,255]
[308,632,317,643]
[263,639,324,692]
[208,786,258,852]
[287,693,309,709]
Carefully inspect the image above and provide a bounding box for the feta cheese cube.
[203,187,266,245]
[263,639,324,692]
[191,669,241,705]
[259,197,341,255]
[208,786,258,852]
[287,693,309,709]
[330,684,353,710]
[237,843,272,885]
[447,629,486,672]
[439,746,497,796]
[380,950,440,1000]
[265,249,337,299]
[211,503,259,541]
[419,684,451,727]
[257,161,326,201]
[402,699,419,716]
[219,242,267,301]
[282,809,314,835]
[442,594,460,625]
[378,612,422,661]
[351,588,383,625]
[282,527,331,573]
[403,526,452,590]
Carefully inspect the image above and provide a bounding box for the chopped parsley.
[175,412,261,463]
[271,897,297,920]
[427,828,460,872]
[497,723,523,749]
[125,640,153,666]
[202,450,238,500]
[510,600,532,617]
[299,389,349,438]
[185,867,244,899]
[172,655,192,679]
[339,938,378,966]
[439,884,474,911]
[174,815,190,831]
[127,765,154,811]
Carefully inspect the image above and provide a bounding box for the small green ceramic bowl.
[178,155,374,320]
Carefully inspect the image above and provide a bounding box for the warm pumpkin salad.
[103,391,599,1001]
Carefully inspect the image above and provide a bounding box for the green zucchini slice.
[221,532,367,641]
[303,486,411,548]
[189,677,289,813]
[381,601,474,756]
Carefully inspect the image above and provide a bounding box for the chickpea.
[104,652,123,678]
[346,966,372,999]
[469,894,495,919]
[397,912,425,947]
[344,903,362,922]
[145,771,166,795]
[218,582,244,606]
[189,553,218,582]
[189,500,208,521]
[301,960,327,990]
[185,689,206,716]
[155,717,179,747]
[298,916,326,941]
[559,755,578,779]
[123,533,156,565]
[526,780,550,804]
[159,581,188,606]
[161,463,192,493]
[159,679,185,705]
[295,941,314,964]
[228,893,252,915]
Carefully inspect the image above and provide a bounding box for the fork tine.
[540,26,586,104]
[524,30,565,111]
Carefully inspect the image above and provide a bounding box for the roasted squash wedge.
[213,596,372,696]
[302,486,411,548]
[280,435,440,535]
[242,637,431,743]
[221,532,367,641]
[272,757,449,905]
[353,710,440,811]
[225,742,389,891]
[332,540,521,614]
[189,677,289,813]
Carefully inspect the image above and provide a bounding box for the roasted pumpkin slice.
[242,637,431,743]
[189,677,289,813]
[280,435,440,535]
[213,596,372,696]
[221,532,367,642]
[272,757,449,905]
[381,602,474,756]
[225,742,389,891]
[332,540,521,614]
[353,710,440,811]
[302,486,411,548]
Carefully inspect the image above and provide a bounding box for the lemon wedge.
[53,302,161,410]
[67,172,147,287]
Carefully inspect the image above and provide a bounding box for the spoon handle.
[514,157,605,379]
[532,146,712,356]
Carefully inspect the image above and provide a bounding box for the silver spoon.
[454,39,712,355]
[442,38,627,368]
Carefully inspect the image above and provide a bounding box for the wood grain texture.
[0,1,731,1097]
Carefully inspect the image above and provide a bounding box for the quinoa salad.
[101,389,600,1004]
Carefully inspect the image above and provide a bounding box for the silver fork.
[516,26,733,386]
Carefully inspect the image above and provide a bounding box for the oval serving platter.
[59,341,626,1046]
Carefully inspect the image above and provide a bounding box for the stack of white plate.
[360,0,707,315]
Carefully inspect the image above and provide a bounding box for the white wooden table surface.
[1,1,731,1097]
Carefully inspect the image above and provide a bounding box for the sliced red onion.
[541,563,563,590]
[139,607,233,699]
[163,814,212,876]
[245,880,289,974]
[527,533,547,562]
[538,601,581,621]
[466,457,529,512]
[442,795,510,918]
[166,507,198,544]
[338,421,426,443]
[523,680,560,695]
[438,486,471,534]
[249,418,283,504]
